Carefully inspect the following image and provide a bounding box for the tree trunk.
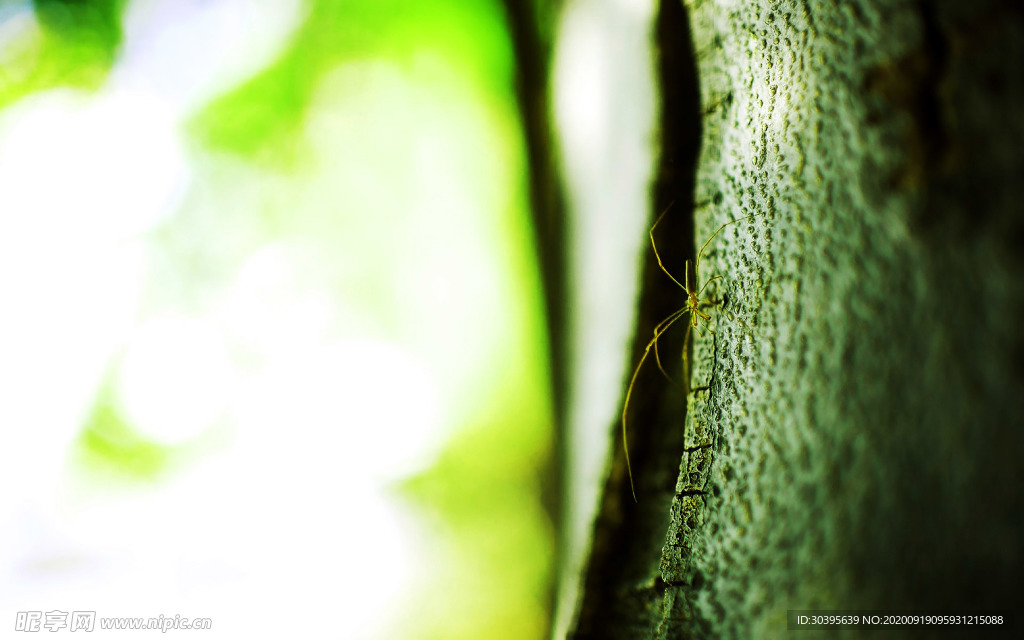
[571,0,1024,637]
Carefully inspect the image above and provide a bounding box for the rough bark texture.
[573,0,1024,637]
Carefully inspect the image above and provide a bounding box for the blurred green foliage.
[0,0,126,106]
[2,0,554,637]
[403,408,553,640]
[77,381,172,481]
[189,0,514,167]
[34,0,127,48]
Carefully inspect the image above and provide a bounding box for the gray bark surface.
[572,0,1024,637]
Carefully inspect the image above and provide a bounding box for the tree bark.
[572,0,1024,637]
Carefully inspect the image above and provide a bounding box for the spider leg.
[622,305,690,502]
[697,274,724,297]
[653,306,690,380]
[681,319,693,396]
[649,205,688,292]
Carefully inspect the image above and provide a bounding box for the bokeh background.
[0,0,571,637]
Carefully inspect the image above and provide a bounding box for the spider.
[621,206,762,501]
